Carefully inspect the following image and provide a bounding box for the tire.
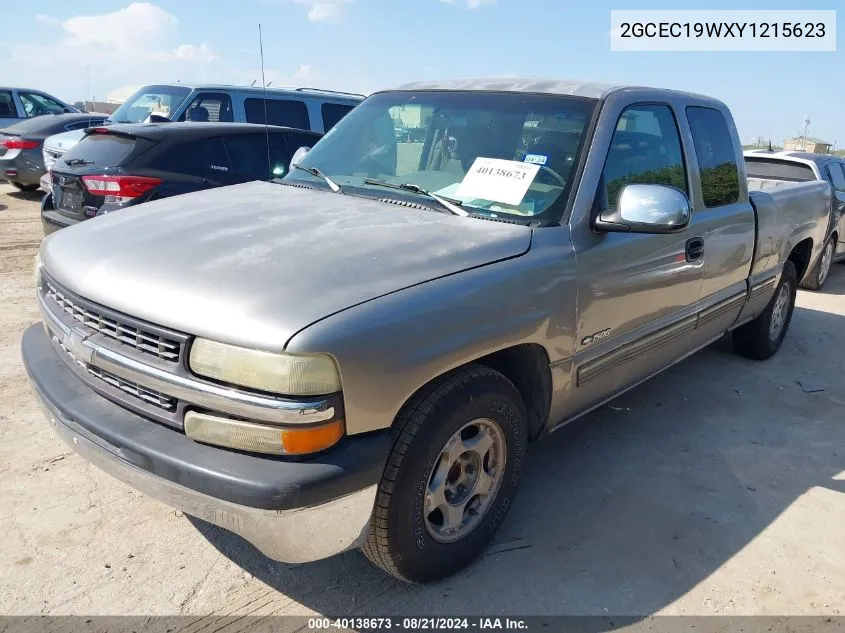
[363,365,528,583]
[733,260,797,360]
[11,182,39,192]
[800,238,834,290]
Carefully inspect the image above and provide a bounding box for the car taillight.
[3,138,40,150]
[81,175,161,199]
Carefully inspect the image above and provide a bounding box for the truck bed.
[747,178,830,280]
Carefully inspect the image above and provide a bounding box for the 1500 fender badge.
[581,328,611,346]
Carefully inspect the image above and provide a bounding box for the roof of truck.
[394,77,716,102]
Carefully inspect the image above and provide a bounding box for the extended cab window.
[686,107,740,207]
[245,98,310,129]
[602,104,687,209]
[827,163,845,192]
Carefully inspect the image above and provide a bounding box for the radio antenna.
[259,24,272,179]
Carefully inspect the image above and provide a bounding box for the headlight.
[189,338,341,396]
[33,250,43,287]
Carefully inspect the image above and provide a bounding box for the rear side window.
[827,163,845,192]
[321,103,354,131]
[244,98,310,129]
[59,134,139,168]
[180,93,234,122]
[223,133,294,181]
[745,158,816,182]
[19,92,66,117]
[601,104,687,210]
[0,91,16,118]
[283,131,321,155]
[686,107,740,207]
[150,140,202,176]
[203,138,231,175]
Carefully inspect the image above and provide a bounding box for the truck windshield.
[284,90,596,221]
[107,85,192,124]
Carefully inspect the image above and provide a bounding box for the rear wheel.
[800,238,834,291]
[11,182,39,192]
[363,365,527,583]
[733,261,797,360]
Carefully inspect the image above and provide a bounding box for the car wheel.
[800,238,834,291]
[733,261,797,360]
[363,365,527,583]
[11,182,39,192]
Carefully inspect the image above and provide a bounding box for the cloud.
[440,0,495,8]
[290,0,353,22]
[35,14,59,25]
[4,3,219,99]
[151,43,218,63]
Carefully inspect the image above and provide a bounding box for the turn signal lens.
[184,411,344,455]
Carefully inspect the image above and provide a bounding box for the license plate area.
[57,187,83,213]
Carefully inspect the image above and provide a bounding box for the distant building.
[73,101,120,115]
[783,137,832,153]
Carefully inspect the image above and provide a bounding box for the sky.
[2,0,842,146]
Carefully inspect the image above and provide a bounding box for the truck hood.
[42,181,532,350]
[44,129,85,152]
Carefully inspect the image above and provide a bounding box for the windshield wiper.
[362,179,468,217]
[63,158,94,166]
[292,163,342,193]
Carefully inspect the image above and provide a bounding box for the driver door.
[567,103,705,414]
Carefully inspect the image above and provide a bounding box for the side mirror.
[594,184,691,234]
[290,146,310,171]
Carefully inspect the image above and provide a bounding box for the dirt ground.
[1,181,844,621]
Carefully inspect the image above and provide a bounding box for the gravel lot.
[1,181,844,621]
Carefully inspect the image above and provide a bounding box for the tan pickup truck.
[24,78,831,582]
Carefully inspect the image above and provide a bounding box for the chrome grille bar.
[45,280,181,362]
[58,339,176,411]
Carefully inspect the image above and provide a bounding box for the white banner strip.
[611,10,836,52]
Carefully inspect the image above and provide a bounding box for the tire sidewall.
[768,262,797,351]
[390,375,527,581]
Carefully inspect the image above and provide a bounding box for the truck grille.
[44,279,181,362]
[58,339,176,411]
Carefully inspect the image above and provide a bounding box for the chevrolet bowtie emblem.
[63,327,94,364]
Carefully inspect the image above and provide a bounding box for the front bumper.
[22,323,390,563]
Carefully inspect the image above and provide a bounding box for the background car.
[0,113,108,191]
[41,122,322,234]
[40,83,363,170]
[0,87,80,129]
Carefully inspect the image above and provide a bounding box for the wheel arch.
[392,343,553,442]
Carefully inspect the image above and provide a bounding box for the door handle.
[685,237,705,262]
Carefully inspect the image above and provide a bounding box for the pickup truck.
[22,78,831,583]
[744,149,845,289]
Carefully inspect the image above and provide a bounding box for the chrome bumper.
[34,391,377,564]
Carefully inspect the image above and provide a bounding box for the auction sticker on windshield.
[456,157,540,206]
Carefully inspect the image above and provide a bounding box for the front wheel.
[363,365,527,583]
[733,261,798,360]
[800,238,834,291]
